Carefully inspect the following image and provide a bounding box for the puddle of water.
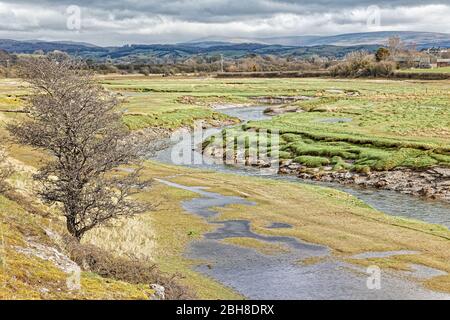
[267,222,293,229]
[156,178,255,219]
[217,106,272,122]
[157,179,324,253]
[206,220,326,252]
[189,240,449,300]
[407,264,448,279]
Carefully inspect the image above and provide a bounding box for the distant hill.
[0,39,104,54]
[299,31,450,47]
[0,39,380,61]
[0,31,448,62]
[190,31,450,47]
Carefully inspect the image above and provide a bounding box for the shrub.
[64,236,194,300]
[329,50,395,78]
[0,148,13,194]
[375,47,391,62]
[367,61,396,77]
[294,155,330,167]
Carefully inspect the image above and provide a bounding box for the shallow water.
[351,250,419,260]
[190,242,448,299]
[267,222,293,229]
[156,178,449,299]
[153,105,450,228]
[151,105,450,299]
[216,106,273,121]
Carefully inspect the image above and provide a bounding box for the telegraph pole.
[220,54,224,73]
[5,59,10,78]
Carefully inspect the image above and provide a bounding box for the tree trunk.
[66,215,79,241]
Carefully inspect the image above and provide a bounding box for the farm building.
[394,56,433,68]
[437,59,450,67]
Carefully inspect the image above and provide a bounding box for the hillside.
[0,31,448,62]
[0,40,379,61]
[190,31,450,47]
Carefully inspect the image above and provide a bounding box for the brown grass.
[64,235,194,300]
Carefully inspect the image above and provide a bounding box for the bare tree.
[387,36,403,56]
[8,57,151,241]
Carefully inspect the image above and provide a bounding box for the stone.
[150,284,165,300]
[288,163,302,170]
[280,159,293,167]
[432,167,450,177]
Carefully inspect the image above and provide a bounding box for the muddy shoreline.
[155,178,450,299]
[202,149,450,202]
[277,161,450,202]
[204,103,450,203]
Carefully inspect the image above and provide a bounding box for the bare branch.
[8,56,152,241]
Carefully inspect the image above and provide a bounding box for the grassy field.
[1,75,450,298]
[398,67,450,74]
[199,77,450,172]
[2,148,450,298]
[85,161,450,295]
[0,194,160,299]
[103,75,449,172]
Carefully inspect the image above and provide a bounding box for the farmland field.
[97,76,450,173]
[2,75,450,192]
[398,67,450,74]
[1,75,450,299]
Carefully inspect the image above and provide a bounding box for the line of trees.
[88,54,334,75]
[1,36,449,79]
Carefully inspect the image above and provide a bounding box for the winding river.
[154,106,450,228]
[152,105,450,299]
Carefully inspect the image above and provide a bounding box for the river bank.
[204,144,450,203]
[280,162,450,202]
[137,104,450,298]
[202,105,450,203]
[131,161,450,298]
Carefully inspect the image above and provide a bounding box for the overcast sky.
[0,0,449,45]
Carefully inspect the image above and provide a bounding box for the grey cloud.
[2,0,448,21]
[0,0,448,45]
